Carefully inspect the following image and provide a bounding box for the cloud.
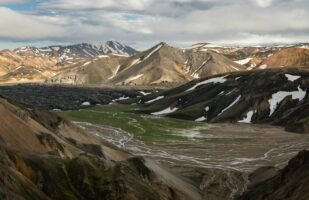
[0,7,68,41]
[252,0,275,7]
[0,0,28,4]
[39,0,152,11]
[0,0,308,49]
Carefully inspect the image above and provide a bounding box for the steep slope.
[0,41,136,84]
[238,150,309,200]
[47,42,244,86]
[107,42,244,86]
[186,43,281,61]
[256,48,309,69]
[48,55,127,84]
[15,41,137,64]
[126,68,309,133]
[189,43,309,60]
[0,97,202,200]
[0,50,58,83]
[189,43,309,70]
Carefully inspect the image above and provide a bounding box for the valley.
[0,41,308,200]
[57,104,309,172]
[1,0,309,198]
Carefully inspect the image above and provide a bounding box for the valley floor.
[57,104,309,172]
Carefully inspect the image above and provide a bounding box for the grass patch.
[56,104,210,142]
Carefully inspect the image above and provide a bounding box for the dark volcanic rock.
[130,68,309,133]
[0,84,142,110]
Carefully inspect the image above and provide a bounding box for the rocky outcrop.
[238,150,309,200]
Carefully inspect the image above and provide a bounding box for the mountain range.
[0,42,308,85]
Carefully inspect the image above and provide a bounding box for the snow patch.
[151,107,178,115]
[144,44,162,60]
[108,65,121,80]
[139,91,152,96]
[129,58,141,67]
[98,55,109,58]
[195,116,207,122]
[219,95,241,115]
[268,86,306,116]
[238,110,255,123]
[145,96,164,104]
[81,102,91,106]
[259,64,267,69]
[126,74,143,83]
[192,73,200,79]
[186,76,227,91]
[285,74,301,82]
[235,58,251,65]
[114,96,130,101]
[83,61,91,66]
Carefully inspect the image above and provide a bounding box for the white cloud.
[0,7,68,41]
[252,0,275,7]
[40,0,153,11]
[0,0,309,49]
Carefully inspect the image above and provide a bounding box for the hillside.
[238,150,309,200]
[126,68,309,133]
[49,42,244,85]
[0,97,202,200]
[0,50,58,83]
[108,42,244,85]
[190,43,309,70]
[257,48,309,69]
[0,41,137,84]
[48,55,127,84]
[14,41,137,64]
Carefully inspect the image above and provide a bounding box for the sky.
[0,0,308,50]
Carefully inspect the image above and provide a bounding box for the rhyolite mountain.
[2,42,309,85]
[0,41,137,84]
[0,49,57,83]
[256,47,309,69]
[125,68,309,133]
[191,43,309,70]
[49,42,245,85]
[14,41,137,60]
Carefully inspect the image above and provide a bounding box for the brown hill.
[0,50,58,83]
[48,43,244,86]
[87,43,243,86]
[257,48,309,69]
[48,55,127,84]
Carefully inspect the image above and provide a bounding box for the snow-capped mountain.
[14,41,137,63]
